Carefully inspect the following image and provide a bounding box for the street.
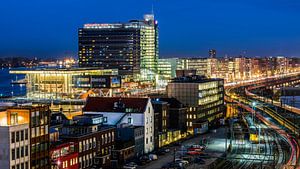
[138,127,227,169]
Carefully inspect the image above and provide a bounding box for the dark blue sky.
[0,0,300,58]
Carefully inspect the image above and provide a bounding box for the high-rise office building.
[78,14,158,81]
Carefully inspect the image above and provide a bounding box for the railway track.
[217,116,291,169]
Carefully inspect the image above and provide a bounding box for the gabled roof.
[83,97,149,113]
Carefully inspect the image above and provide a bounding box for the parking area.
[134,127,228,169]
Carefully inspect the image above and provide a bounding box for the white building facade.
[0,123,30,169]
[83,97,155,153]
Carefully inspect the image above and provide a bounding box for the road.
[138,127,227,169]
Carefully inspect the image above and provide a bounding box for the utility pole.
[173,148,176,162]
[230,119,233,152]
[225,127,228,157]
[258,125,261,156]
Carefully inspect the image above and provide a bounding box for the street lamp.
[252,102,257,122]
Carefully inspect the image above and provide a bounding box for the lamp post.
[251,102,257,123]
[258,125,261,156]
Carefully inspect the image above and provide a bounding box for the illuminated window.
[10,113,18,125]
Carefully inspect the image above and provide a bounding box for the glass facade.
[78,15,158,82]
[167,77,225,131]
[10,68,118,100]
[177,58,208,76]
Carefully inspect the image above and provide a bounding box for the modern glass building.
[167,75,225,134]
[78,14,158,82]
[10,68,119,100]
[177,58,209,76]
[157,58,179,86]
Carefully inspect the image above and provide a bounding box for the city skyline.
[1,0,300,58]
[1,1,300,168]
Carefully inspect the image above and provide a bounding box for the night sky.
[0,0,300,58]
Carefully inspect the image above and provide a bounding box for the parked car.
[173,141,182,146]
[161,162,185,169]
[149,154,158,160]
[188,145,205,151]
[123,165,136,169]
[198,153,210,159]
[138,155,151,165]
[182,156,193,163]
[126,162,138,167]
[129,159,141,165]
[162,148,170,153]
[175,159,189,165]
[186,151,203,155]
[194,157,205,164]
[156,149,166,155]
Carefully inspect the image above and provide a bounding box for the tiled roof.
[83,97,149,113]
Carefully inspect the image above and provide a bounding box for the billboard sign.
[73,75,121,88]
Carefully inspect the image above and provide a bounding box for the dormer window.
[128,117,132,124]
[103,117,107,123]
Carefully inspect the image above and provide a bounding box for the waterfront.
[0,68,25,97]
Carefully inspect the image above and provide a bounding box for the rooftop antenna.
[151,1,155,16]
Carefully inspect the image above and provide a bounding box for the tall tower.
[78,14,158,82]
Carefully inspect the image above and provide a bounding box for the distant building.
[78,14,159,82]
[167,75,225,134]
[83,97,155,153]
[157,58,179,86]
[0,105,50,169]
[155,56,300,83]
[209,49,217,58]
[177,58,209,76]
[176,69,197,78]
